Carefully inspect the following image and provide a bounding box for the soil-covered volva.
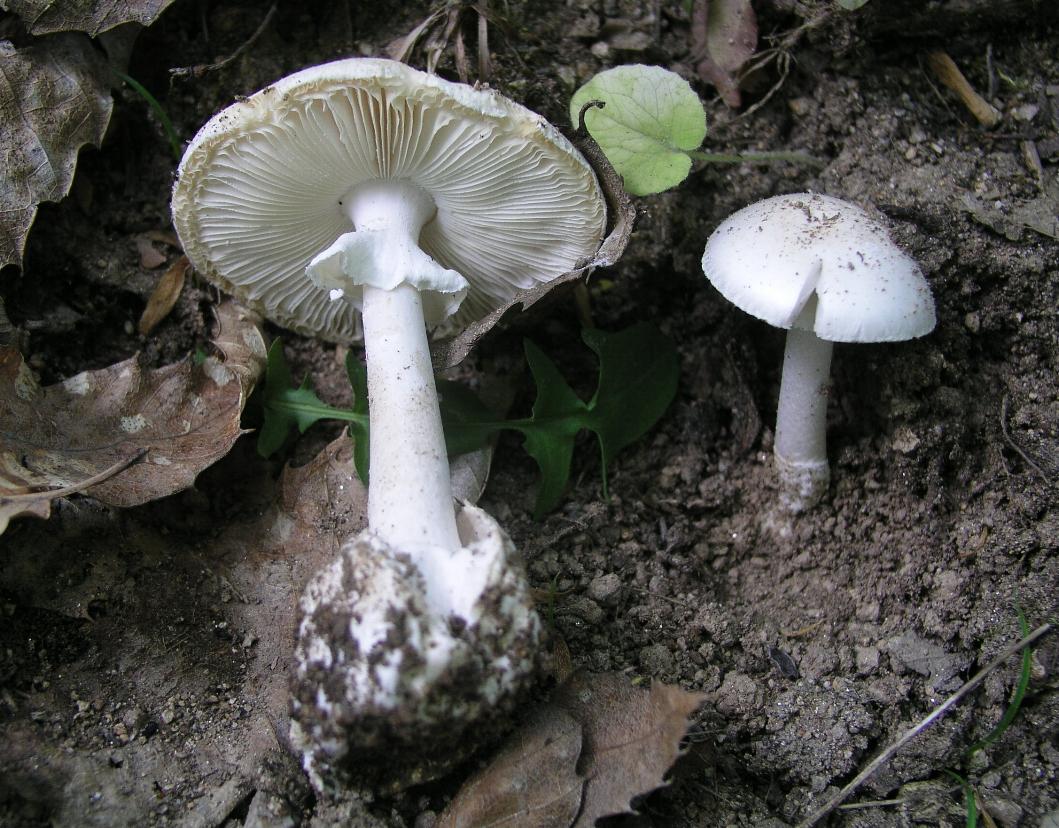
[1,1,1057,826]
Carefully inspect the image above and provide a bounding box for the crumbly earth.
[1,1,1057,826]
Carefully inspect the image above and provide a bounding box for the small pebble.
[639,643,674,675]
[586,573,622,606]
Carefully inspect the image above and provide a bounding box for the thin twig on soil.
[837,798,906,811]
[1000,395,1054,484]
[4,449,148,501]
[796,622,1056,828]
[170,4,278,79]
[627,586,693,609]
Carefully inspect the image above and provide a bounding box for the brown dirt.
[2,1,1057,826]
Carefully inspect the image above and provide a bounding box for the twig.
[926,51,1001,128]
[627,585,693,609]
[170,4,277,79]
[1000,395,1053,484]
[837,798,906,811]
[3,449,148,501]
[796,622,1055,828]
[477,0,492,81]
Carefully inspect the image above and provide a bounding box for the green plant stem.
[797,621,1056,828]
[966,608,1033,756]
[689,149,824,168]
[115,71,182,161]
[267,397,367,426]
[944,771,978,828]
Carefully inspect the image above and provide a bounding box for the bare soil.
[2,1,1057,826]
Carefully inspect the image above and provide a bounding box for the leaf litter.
[3,0,179,36]
[0,301,265,533]
[137,255,190,336]
[0,34,112,269]
[439,671,704,827]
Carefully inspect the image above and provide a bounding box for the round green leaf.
[570,65,706,196]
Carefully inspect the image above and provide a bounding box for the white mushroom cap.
[172,58,607,343]
[701,193,936,342]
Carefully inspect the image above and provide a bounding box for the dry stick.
[170,4,278,79]
[477,0,492,81]
[1000,395,1054,484]
[797,622,1056,828]
[926,51,1001,128]
[4,449,149,501]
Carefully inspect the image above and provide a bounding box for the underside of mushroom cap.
[173,58,607,343]
[701,193,936,343]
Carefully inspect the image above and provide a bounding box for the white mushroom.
[701,193,936,513]
[172,58,607,789]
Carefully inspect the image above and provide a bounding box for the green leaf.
[582,323,681,494]
[257,339,367,458]
[511,324,680,517]
[519,340,588,517]
[836,0,871,9]
[257,326,680,520]
[344,352,371,483]
[438,380,501,457]
[570,64,707,196]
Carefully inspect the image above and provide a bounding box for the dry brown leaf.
[558,672,704,827]
[958,180,1059,241]
[0,34,112,269]
[438,707,584,828]
[690,0,758,108]
[135,235,167,269]
[3,0,179,36]
[439,672,703,828]
[0,302,266,534]
[279,429,494,546]
[279,433,369,544]
[138,255,190,335]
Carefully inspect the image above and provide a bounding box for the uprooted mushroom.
[172,57,607,789]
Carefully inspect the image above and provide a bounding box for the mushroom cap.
[701,193,936,342]
[172,58,607,343]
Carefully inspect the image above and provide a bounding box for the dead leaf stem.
[3,448,148,501]
[169,4,278,79]
[926,51,1001,128]
[1000,395,1054,484]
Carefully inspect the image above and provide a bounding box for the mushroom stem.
[774,327,833,512]
[361,281,461,553]
[307,179,468,553]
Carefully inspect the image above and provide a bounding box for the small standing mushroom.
[172,58,607,788]
[701,193,936,513]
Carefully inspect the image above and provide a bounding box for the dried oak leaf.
[690,0,758,108]
[438,706,584,828]
[138,255,189,336]
[3,0,179,36]
[0,302,266,533]
[0,34,113,269]
[439,672,703,828]
[560,672,704,827]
